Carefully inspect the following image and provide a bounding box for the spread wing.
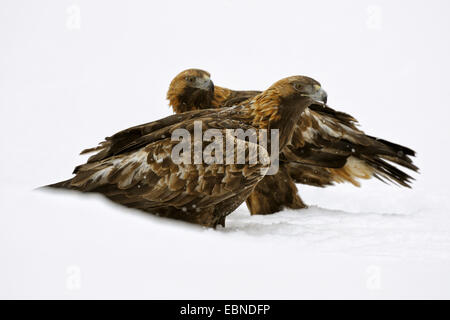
[284,106,418,187]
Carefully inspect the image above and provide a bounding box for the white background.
[1,0,450,299]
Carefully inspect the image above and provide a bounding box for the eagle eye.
[293,83,304,91]
[186,76,195,83]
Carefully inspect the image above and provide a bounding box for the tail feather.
[288,134,419,188]
[353,134,418,187]
[379,154,418,172]
[364,156,415,188]
[367,135,416,156]
[43,178,75,190]
[339,134,418,187]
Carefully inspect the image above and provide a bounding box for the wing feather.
[285,107,418,187]
[60,117,270,216]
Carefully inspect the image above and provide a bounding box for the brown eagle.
[46,76,327,227]
[166,69,419,215]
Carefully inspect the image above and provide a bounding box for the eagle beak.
[196,78,214,93]
[309,88,327,105]
[208,80,214,94]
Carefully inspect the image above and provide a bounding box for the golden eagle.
[166,69,419,215]
[46,76,326,227]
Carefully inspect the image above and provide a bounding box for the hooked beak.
[309,87,328,105]
[196,78,214,94]
[208,80,214,94]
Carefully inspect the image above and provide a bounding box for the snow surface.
[1,0,450,299]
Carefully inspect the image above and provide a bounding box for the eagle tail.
[336,135,419,188]
[42,178,76,190]
[365,156,416,188]
[366,136,417,168]
[80,145,103,155]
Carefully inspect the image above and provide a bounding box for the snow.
[2,186,450,299]
[1,0,450,299]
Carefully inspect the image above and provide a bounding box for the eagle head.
[251,75,328,125]
[269,75,327,105]
[167,69,215,113]
[250,75,328,148]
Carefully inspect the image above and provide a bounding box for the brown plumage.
[167,69,419,215]
[46,76,325,227]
